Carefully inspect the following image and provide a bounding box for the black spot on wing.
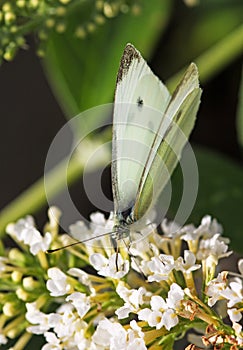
[117,44,140,84]
[137,96,144,109]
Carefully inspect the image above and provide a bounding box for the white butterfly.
[111,43,201,242]
[48,44,201,264]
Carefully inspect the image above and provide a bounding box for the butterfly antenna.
[46,230,115,254]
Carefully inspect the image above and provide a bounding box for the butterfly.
[110,44,201,245]
[48,43,202,268]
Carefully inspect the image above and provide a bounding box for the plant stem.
[0,154,83,237]
[166,23,243,91]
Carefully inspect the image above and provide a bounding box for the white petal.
[90,253,107,271]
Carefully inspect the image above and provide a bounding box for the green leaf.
[170,146,243,253]
[236,65,243,149]
[43,0,172,120]
[158,333,175,350]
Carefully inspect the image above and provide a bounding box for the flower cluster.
[0,208,242,350]
[0,0,137,62]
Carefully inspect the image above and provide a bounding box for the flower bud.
[11,270,23,283]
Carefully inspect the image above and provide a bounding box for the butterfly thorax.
[113,211,133,240]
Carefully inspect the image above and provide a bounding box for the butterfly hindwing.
[133,63,201,221]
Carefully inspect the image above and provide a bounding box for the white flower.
[161,218,181,237]
[127,320,146,350]
[6,215,35,240]
[28,231,52,255]
[90,212,107,226]
[115,283,150,319]
[206,272,227,306]
[182,215,222,242]
[90,253,129,279]
[0,334,7,345]
[55,304,78,333]
[138,297,177,331]
[161,308,179,330]
[68,267,95,294]
[68,267,90,285]
[166,283,184,309]
[146,254,174,282]
[175,250,201,274]
[90,212,113,236]
[69,220,89,241]
[26,302,52,334]
[35,303,90,350]
[228,308,242,323]
[49,304,89,348]
[238,259,243,275]
[138,284,183,331]
[220,281,243,307]
[46,267,72,296]
[129,239,152,259]
[66,292,90,318]
[232,322,243,345]
[48,206,62,228]
[115,305,133,320]
[196,234,231,261]
[92,318,127,349]
[6,216,52,255]
[150,295,170,329]
[0,257,8,272]
[91,318,145,350]
[196,215,222,238]
[42,332,61,350]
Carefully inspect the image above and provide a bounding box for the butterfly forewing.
[112,44,171,215]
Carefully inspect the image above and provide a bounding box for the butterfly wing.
[133,63,202,221]
[112,44,171,216]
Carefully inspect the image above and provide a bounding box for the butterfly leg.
[110,235,119,271]
[122,237,146,280]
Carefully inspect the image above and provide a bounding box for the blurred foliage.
[158,0,243,75]
[170,147,243,253]
[43,0,172,118]
[0,0,138,61]
[237,67,243,149]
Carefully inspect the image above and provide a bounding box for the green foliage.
[43,0,172,118]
